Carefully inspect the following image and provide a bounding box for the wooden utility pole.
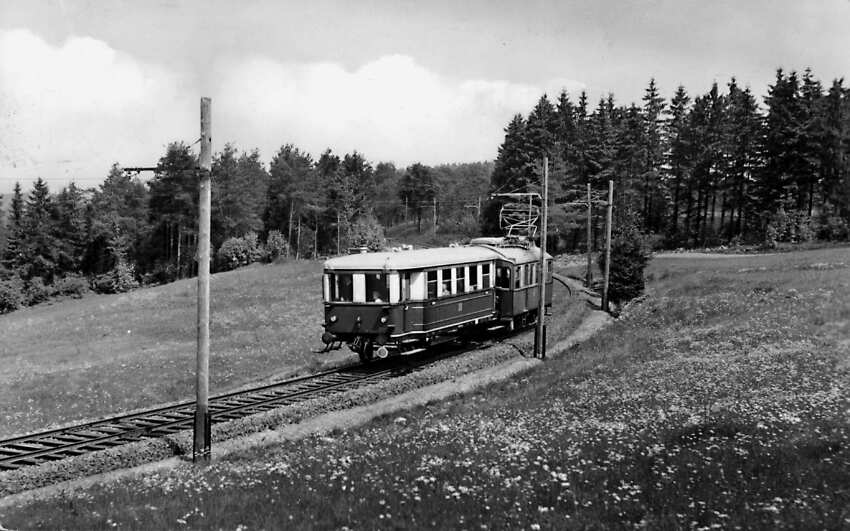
[602,180,614,313]
[336,211,341,255]
[194,97,212,463]
[287,200,295,258]
[433,198,437,235]
[586,183,593,287]
[535,156,549,359]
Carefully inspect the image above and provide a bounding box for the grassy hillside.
[0,261,353,438]
[4,247,848,528]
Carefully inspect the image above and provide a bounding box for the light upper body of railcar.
[322,246,501,304]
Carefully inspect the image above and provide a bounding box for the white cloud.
[0,29,583,194]
[212,53,584,166]
[0,29,195,191]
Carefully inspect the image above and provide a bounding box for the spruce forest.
[1,68,850,312]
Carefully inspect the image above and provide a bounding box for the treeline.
[0,143,491,312]
[486,68,850,249]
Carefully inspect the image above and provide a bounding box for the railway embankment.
[0,272,594,499]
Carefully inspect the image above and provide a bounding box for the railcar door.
[402,271,412,330]
[494,263,512,317]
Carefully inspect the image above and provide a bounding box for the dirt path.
[653,251,774,259]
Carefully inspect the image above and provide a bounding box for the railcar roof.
[323,245,551,271]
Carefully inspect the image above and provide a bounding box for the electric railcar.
[320,237,553,361]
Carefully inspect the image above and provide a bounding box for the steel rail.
[0,363,402,471]
[0,329,511,472]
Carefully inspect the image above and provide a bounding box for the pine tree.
[490,114,535,192]
[315,149,352,254]
[212,144,268,250]
[18,178,60,281]
[614,103,645,219]
[373,162,402,227]
[399,163,437,233]
[525,94,558,158]
[588,97,617,187]
[554,90,576,148]
[820,78,850,220]
[799,68,824,216]
[641,78,666,231]
[2,182,24,271]
[666,85,692,242]
[341,151,375,219]
[483,114,535,234]
[0,192,5,261]
[723,80,762,239]
[266,144,314,255]
[146,142,198,277]
[53,182,87,274]
[84,164,150,276]
[759,69,805,216]
[569,91,593,185]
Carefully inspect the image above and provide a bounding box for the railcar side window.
[335,273,354,301]
[365,273,389,303]
[514,266,522,289]
[469,265,478,291]
[441,268,452,296]
[456,267,466,293]
[482,263,491,289]
[427,270,438,299]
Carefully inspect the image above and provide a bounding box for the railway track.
[0,360,424,472]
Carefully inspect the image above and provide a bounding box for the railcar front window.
[496,266,510,288]
[335,274,353,301]
[326,273,334,301]
[427,271,438,299]
[365,273,389,303]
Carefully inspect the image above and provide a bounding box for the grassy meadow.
[3,247,848,529]
[0,261,353,438]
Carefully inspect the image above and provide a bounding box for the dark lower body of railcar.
[322,291,496,361]
[321,284,553,362]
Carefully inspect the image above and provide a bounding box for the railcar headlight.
[329,315,337,323]
[380,316,388,324]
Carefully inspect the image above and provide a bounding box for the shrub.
[350,214,386,252]
[0,277,24,314]
[764,208,816,247]
[818,215,850,241]
[93,260,140,294]
[598,213,651,306]
[265,230,289,262]
[24,277,51,306]
[217,232,266,271]
[53,274,90,299]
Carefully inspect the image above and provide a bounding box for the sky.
[1,0,849,195]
